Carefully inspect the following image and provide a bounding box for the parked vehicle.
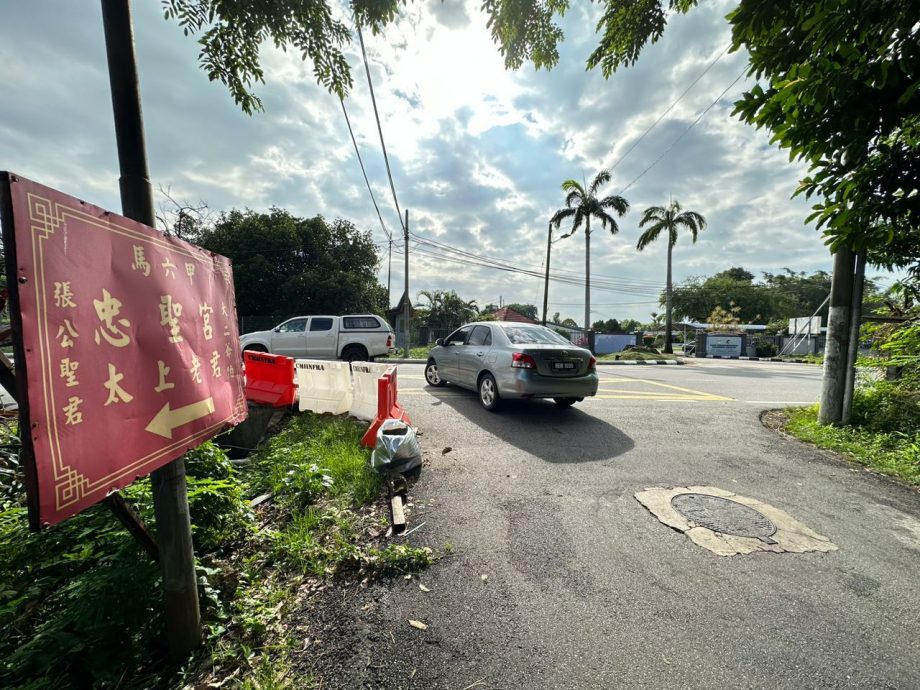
[424,321,598,411]
[240,315,395,362]
[682,342,696,355]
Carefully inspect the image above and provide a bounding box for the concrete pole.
[101,0,201,659]
[542,222,552,326]
[818,246,855,425]
[841,251,866,424]
[403,209,410,357]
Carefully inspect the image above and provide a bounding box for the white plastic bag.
[370,419,422,475]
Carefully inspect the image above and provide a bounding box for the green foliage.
[0,489,162,688]
[0,441,254,688]
[670,268,841,324]
[197,209,386,323]
[163,0,401,113]
[416,290,479,332]
[0,419,23,511]
[752,338,778,358]
[504,303,539,320]
[730,1,920,265]
[786,405,920,486]
[249,414,380,510]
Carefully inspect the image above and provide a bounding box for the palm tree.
[550,169,630,331]
[636,200,707,353]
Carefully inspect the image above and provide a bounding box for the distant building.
[489,306,538,324]
[386,291,415,348]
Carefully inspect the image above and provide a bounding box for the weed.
[785,405,920,485]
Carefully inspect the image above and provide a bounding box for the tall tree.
[197,209,386,322]
[416,289,478,332]
[635,200,707,353]
[550,169,630,330]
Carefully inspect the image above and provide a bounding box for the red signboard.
[0,173,247,526]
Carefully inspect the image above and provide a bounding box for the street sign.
[0,173,247,526]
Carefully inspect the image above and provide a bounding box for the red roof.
[491,307,538,324]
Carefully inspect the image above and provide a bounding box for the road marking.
[743,401,816,405]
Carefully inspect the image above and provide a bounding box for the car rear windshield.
[501,326,571,346]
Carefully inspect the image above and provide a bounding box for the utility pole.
[101,0,201,659]
[842,251,867,424]
[403,210,410,358]
[542,222,552,326]
[819,246,855,425]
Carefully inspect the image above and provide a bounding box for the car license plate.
[553,361,576,370]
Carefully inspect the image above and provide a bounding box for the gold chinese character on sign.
[199,303,213,340]
[59,358,79,387]
[225,342,233,359]
[185,262,196,284]
[53,281,76,308]
[162,257,177,278]
[132,245,151,276]
[159,295,183,343]
[190,354,202,384]
[103,363,133,406]
[154,360,175,392]
[228,365,236,378]
[93,289,131,347]
[210,351,221,378]
[221,303,228,318]
[63,396,83,425]
[56,319,79,348]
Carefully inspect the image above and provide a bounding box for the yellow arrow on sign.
[145,397,216,439]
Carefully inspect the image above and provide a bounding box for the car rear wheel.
[478,373,501,411]
[553,397,578,408]
[425,360,445,387]
[341,345,368,363]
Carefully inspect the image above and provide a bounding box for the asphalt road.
[318,359,920,689]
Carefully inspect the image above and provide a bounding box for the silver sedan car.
[424,321,599,411]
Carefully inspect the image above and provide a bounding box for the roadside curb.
[598,359,682,365]
[698,355,821,365]
[384,358,683,366]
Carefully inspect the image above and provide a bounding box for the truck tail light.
[386,334,393,348]
[588,356,597,370]
[511,352,537,369]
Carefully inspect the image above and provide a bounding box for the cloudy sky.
[0,1,897,324]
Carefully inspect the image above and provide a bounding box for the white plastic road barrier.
[296,359,353,414]
[349,361,392,421]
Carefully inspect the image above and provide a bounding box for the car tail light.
[386,334,393,347]
[588,356,597,370]
[511,352,537,369]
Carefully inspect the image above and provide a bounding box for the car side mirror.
[273,327,280,332]
[435,338,444,346]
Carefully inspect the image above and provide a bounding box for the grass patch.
[779,353,824,364]
[0,413,433,689]
[784,405,920,485]
[602,350,677,361]
[381,345,433,359]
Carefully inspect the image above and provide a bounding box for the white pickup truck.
[240,314,395,362]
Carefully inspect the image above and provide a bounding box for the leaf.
[419,584,430,592]
[408,619,428,630]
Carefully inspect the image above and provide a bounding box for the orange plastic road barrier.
[361,366,412,447]
[244,351,296,407]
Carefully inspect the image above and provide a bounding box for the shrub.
[851,381,920,436]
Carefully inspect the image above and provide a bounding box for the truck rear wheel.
[341,345,368,363]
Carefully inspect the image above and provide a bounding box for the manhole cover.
[671,493,778,543]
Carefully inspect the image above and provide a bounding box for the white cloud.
[0,1,901,325]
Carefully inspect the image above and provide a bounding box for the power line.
[339,97,391,243]
[608,43,731,173]
[618,67,748,196]
[356,20,405,233]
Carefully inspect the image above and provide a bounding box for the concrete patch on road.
[635,486,838,556]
